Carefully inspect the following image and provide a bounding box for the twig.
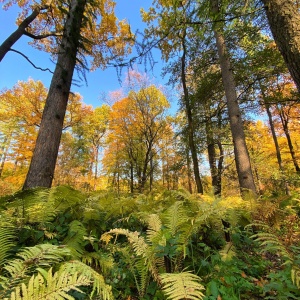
[9,48,53,73]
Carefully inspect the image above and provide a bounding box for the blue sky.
[0,0,169,108]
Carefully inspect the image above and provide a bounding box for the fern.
[249,223,292,261]
[160,271,204,300]
[81,251,114,276]
[292,266,300,289]
[164,202,187,236]
[101,228,148,257]
[101,228,161,291]
[4,244,71,277]
[145,214,164,246]
[0,186,86,225]
[63,220,87,259]
[0,224,16,266]
[249,222,300,292]
[61,261,113,300]
[0,244,71,298]
[6,267,90,300]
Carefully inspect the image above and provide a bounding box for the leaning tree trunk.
[211,0,257,198]
[0,3,51,62]
[261,0,300,92]
[23,0,87,189]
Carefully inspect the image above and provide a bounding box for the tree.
[209,0,257,197]
[0,79,94,190]
[21,0,87,189]
[0,79,47,181]
[77,105,111,190]
[104,79,170,193]
[261,0,300,92]
[179,29,204,194]
[22,0,132,189]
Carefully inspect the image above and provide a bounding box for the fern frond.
[101,228,161,284]
[6,267,89,300]
[61,260,113,300]
[63,220,87,259]
[81,251,114,276]
[251,231,292,260]
[49,186,86,219]
[3,188,55,224]
[101,228,148,257]
[146,214,164,245]
[165,201,187,236]
[3,244,71,286]
[0,225,16,266]
[160,271,205,300]
[291,266,300,288]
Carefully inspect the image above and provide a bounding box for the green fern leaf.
[160,271,205,300]
[165,202,187,236]
[63,220,87,259]
[291,266,300,288]
[0,224,16,266]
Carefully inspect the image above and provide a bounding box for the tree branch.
[23,31,63,40]
[9,48,53,73]
[0,4,51,62]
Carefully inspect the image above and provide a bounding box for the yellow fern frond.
[291,266,300,289]
[101,228,148,257]
[7,267,90,300]
[160,271,205,300]
[61,261,113,300]
[146,214,164,245]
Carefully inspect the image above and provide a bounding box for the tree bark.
[0,4,50,62]
[180,31,204,194]
[0,135,11,177]
[205,116,222,196]
[266,105,283,169]
[23,0,87,189]
[261,0,300,92]
[211,0,257,198]
[278,106,300,173]
[186,148,193,194]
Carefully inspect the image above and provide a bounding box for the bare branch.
[9,48,53,73]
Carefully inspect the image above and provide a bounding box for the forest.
[0,0,300,299]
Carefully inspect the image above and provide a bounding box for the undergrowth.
[0,186,299,299]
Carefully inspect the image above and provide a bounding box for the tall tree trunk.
[211,0,256,198]
[265,103,283,170]
[205,117,222,196]
[0,4,50,62]
[94,145,99,190]
[0,145,8,177]
[260,84,290,193]
[180,32,203,194]
[149,152,153,191]
[0,135,11,177]
[23,0,87,189]
[130,161,134,193]
[278,107,300,173]
[261,0,300,92]
[186,148,193,193]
